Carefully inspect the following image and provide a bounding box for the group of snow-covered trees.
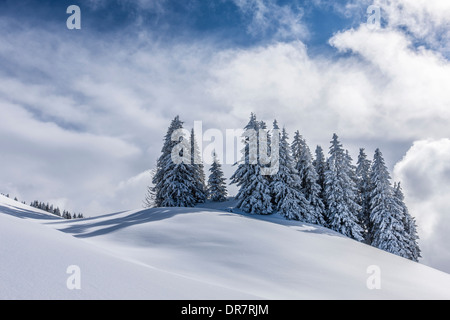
[148,114,420,261]
[29,200,84,219]
[146,116,227,208]
[1,193,83,219]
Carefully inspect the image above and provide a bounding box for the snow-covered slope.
[1,195,450,299]
[0,195,63,220]
[0,196,255,299]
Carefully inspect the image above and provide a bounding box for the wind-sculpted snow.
[1,195,450,299]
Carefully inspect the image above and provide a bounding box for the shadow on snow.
[0,204,62,220]
[0,200,343,240]
[57,207,198,238]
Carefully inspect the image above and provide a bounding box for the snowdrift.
[1,195,450,299]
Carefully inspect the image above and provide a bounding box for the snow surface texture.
[1,195,450,299]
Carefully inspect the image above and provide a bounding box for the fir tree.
[291,131,307,185]
[393,182,421,262]
[271,126,310,220]
[324,134,364,241]
[313,145,327,205]
[151,116,197,207]
[191,128,207,204]
[369,148,408,258]
[291,131,326,225]
[54,207,61,217]
[207,151,228,202]
[230,113,273,214]
[345,150,358,186]
[143,169,157,208]
[356,148,372,242]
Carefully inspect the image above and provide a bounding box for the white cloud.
[321,0,450,55]
[114,170,154,209]
[378,0,450,47]
[394,139,450,273]
[2,15,449,214]
[210,27,450,142]
[232,0,308,40]
[329,26,450,139]
[312,0,371,20]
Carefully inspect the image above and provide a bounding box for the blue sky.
[0,0,355,49]
[1,0,450,272]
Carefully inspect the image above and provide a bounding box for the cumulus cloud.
[209,26,450,143]
[329,26,450,138]
[320,0,450,55]
[377,0,450,54]
[394,139,450,273]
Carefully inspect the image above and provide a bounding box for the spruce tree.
[230,113,273,214]
[271,126,310,220]
[191,128,207,203]
[143,169,157,208]
[54,207,61,217]
[291,131,326,225]
[291,131,307,185]
[356,148,372,242]
[324,134,364,241]
[345,150,358,186]
[393,182,421,262]
[207,151,228,202]
[313,145,327,205]
[151,116,197,207]
[369,148,409,258]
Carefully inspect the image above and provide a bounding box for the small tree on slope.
[393,182,421,262]
[369,148,409,258]
[324,134,364,241]
[207,151,228,202]
[143,169,157,208]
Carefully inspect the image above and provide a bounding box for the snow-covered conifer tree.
[291,131,326,225]
[313,145,327,205]
[191,128,207,203]
[143,169,157,208]
[324,134,364,241]
[270,124,310,220]
[151,116,197,207]
[230,113,273,214]
[393,182,421,262]
[356,148,372,242]
[369,148,409,257]
[53,207,61,217]
[207,151,228,202]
